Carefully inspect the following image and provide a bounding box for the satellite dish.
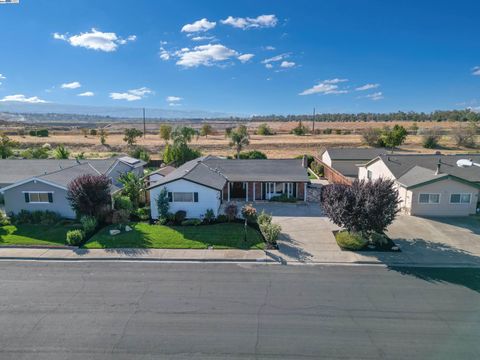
[457,159,473,168]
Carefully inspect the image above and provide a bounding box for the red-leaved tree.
[67,174,112,219]
[321,179,400,234]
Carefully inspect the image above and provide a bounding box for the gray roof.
[374,154,480,184]
[323,148,390,161]
[149,156,309,190]
[396,166,448,188]
[148,165,176,177]
[39,163,101,188]
[0,157,146,186]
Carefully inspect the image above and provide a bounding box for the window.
[418,193,440,204]
[450,193,471,204]
[168,192,198,203]
[367,170,372,180]
[24,192,53,203]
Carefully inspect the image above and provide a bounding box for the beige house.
[358,154,480,217]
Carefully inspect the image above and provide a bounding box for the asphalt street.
[0,262,479,359]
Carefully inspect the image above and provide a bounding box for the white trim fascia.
[0,177,67,193]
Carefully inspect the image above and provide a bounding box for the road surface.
[0,262,479,359]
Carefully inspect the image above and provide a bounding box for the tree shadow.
[276,232,313,263]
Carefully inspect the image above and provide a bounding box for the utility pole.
[143,107,146,138]
[312,107,316,134]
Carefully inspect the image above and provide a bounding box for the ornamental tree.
[320,179,400,235]
[67,174,112,219]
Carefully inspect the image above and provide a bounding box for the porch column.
[261,182,263,200]
[304,182,307,202]
[253,182,256,202]
[246,182,248,201]
[228,182,230,201]
[296,183,298,199]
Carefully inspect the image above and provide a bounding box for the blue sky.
[0,0,479,115]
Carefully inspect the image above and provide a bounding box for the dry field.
[6,121,480,159]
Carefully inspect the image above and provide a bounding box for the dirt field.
[8,120,480,159]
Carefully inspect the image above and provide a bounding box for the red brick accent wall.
[297,182,305,200]
[222,183,229,201]
[247,182,254,201]
[254,182,262,200]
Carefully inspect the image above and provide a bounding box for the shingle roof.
[375,154,480,183]
[396,165,449,188]
[38,163,101,188]
[148,165,176,177]
[148,156,309,190]
[324,148,390,160]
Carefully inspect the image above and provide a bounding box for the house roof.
[148,156,309,190]
[148,165,176,177]
[322,147,390,161]
[371,154,480,183]
[396,165,449,188]
[0,157,146,186]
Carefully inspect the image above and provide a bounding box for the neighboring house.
[149,156,310,219]
[358,154,480,216]
[317,147,390,184]
[146,165,176,187]
[0,156,145,219]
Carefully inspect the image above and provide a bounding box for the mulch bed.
[332,230,401,252]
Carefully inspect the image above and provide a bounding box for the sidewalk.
[0,247,272,262]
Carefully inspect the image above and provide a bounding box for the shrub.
[241,204,257,223]
[224,203,238,222]
[256,123,274,136]
[323,128,332,134]
[270,194,296,203]
[29,129,49,137]
[216,214,228,223]
[21,147,49,159]
[181,219,202,226]
[111,209,130,225]
[257,210,272,226]
[174,210,187,224]
[129,146,151,162]
[335,231,367,250]
[321,179,400,235]
[114,195,134,212]
[80,216,97,236]
[203,209,215,224]
[295,154,314,167]
[259,222,281,245]
[67,174,112,220]
[133,207,150,221]
[370,232,389,247]
[291,123,309,136]
[362,128,384,147]
[0,212,10,226]
[422,134,440,148]
[310,161,324,177]
[66,229,85,246]
[238,150,267,159]
[10,210,60,225]
[89,129,97,136]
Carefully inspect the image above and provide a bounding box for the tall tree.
[123,128,143,147]
[381,125,408,150]
[200,124,213,138]
[229,127,250,159]
[0,133,17,159]
[67,174,112,219]
[159,124,172,143]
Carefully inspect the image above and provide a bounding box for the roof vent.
[435,159,442,175]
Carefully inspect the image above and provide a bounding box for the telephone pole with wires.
[312,107,316,134]
[143,107,146,138]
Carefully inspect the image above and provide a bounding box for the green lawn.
[84,222,264,250]
[0,223,77,246]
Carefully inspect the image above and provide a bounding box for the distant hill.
[0,102,242,122]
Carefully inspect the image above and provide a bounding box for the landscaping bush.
[10,210,61,225]
[259,222,281,245]
[133,207,150,221]
[257,210,272,226]
[203,209,215,224]
[310,161,324,177]
[66,229,85,246]
[270,194,296,203]
[111,209,130,226]
[370,232,389,247]
[224,203,238,222]
[181,219,202,226]
[114,195,134,212]
[241,204,257,223]
[174,210,187,224]
[80,215,98,237]
[216,214,228,223]
[335,231,367,250]
[0,212,10,226]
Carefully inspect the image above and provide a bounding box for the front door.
[231,182,246,199]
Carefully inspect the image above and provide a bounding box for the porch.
[221,181,307,202]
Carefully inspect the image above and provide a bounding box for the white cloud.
[299,79,349,96]
[0,73,5,85]
[356,83,380,91]
[366,92,384,100]
[221,15,278,29]
[280,61,295,68]
[78,91,94,97]
[0,94,47,103]
[110,87,152,101]
[175,44,239,67]
[159,47,171,60]
[53,28,136,52]
[238,53,255,63]
[166,96,182,102]
[181,18,216,33]
[262,53,288,64]
[191,35,216,42]
[473,66,480,76]
[265,63,273,69]
[61,81,81,89]
[264,46,275,51]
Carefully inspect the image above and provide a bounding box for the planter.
[332,230,400,252]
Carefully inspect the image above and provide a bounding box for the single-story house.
[148,155,310,219]
[0,156,145,219]
[358,154,480,216]
[317,147,390,184]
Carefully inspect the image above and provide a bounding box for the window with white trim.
[450,193,471,204]
[25,192,53,203]
[418,193,440,204]
[367,170,372,180]
[168,192,198,203]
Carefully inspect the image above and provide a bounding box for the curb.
[0,256,278,263]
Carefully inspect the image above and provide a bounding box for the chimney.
[435,159,441,175]
[302,155,308,168]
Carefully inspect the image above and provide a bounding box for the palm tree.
[54,144,70,159]
[229,130,250,159]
